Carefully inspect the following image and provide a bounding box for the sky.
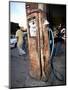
[10,2,27,28]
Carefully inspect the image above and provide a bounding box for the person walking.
[55,24,64,56]
[16,26,26,56]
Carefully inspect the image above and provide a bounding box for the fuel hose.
[48,28,64,81]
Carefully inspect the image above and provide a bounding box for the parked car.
[9,35,17,48]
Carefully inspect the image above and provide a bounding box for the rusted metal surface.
[38,12,51,81]
[27,10,51,80]
[28,38,41,79]
[27,13,41,79]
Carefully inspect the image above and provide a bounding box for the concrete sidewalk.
[10,47,66,88]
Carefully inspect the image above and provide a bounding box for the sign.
[29,19,37,37]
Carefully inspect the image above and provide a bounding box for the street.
[10,45,66,88]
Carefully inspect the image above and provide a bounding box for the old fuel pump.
[26,9,54,81]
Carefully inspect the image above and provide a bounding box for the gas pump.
[26,9,54,81]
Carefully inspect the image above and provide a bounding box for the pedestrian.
[16,25,26,56]
[55,24,64,56]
